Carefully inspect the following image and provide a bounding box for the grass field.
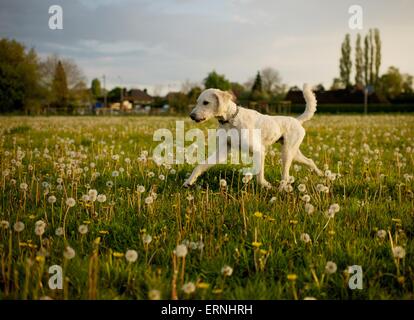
[0,114,413,300]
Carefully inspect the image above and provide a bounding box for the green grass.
[0,114,413,300]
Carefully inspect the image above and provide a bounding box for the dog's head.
[189,88,234,123]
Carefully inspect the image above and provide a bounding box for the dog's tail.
[297,83,317,124]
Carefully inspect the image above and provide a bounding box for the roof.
[125,89,153,102]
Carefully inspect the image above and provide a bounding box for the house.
[124,89,154,107]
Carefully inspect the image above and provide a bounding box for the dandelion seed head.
[392,246,406,259]
[182,282,196,294]
[325,261,337,274]
[221,265,233,276]
[14,221,25,232]
[175,244,188,258]
[97,194,107,203]
[377,229,387,239]
[55,227,64,236]
[300,233,311,243]
[125,249,138,263]
[148,289,161,300]
[64,246,76,260]
[78,224,88,235]
[65,197,76,207]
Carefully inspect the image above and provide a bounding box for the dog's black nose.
[190,113,196,120]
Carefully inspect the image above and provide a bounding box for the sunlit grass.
[0,114,413,300]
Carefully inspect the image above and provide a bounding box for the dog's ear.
[214,90,234,115]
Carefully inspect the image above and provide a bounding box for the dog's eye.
[203,101,209,105]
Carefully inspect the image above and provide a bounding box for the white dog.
[183,84,322,189]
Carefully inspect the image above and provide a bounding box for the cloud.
[1,0,413,93]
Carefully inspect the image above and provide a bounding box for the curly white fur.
[297,83,317,124]
[184,84,322,189]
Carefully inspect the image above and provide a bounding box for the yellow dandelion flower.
[252,241,262,248]
[197,282,210,289]
[113,252,124,258]
[83,220,91,224]
[328,230,336,236]
[260,249,268,255]
[254,211,263,218]
[19,242,28,247]
[287,274,298,281]
[35,255,45,263]
[289,220,298,225]
[29,215,36,220]
[99,230,109,234]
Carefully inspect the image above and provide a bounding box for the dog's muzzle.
[189,112,205,123]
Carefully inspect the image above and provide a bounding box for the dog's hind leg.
[293,149,323,176]
[280,129,305,183]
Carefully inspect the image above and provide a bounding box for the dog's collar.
[218,106,239,125]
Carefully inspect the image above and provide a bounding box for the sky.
[1,0,413,95]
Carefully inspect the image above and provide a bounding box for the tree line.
[334,29,413,100]
[0,39,93,114]
[1,33,413,114]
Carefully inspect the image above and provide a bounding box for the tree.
[40,54,85,89]
[52,61,69,108]
[0,39,41,113]
[374,28,381,86]
[40,54,86,108]
[181,79,200,94]
[250,71,269,101]
[187,86,202,104]
[167,92,189,114]
[330,78,345,90]
[230,82,245,98]
[402,74,413,94]
[251,71,263,93]
[107,87,122,102]
[203,71,231,91]
[355,34,364,86]
[364,34,370,86]
[261,67,283,95]
[315,83,325,91]
[379,66,413,99]
[339,34,352,88]
[91,78,101,98]
[369,29,374,85]
[71,80,91,108]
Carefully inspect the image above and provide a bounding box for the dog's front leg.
[183,139,228,188]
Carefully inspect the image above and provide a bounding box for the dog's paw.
[183,180,193,188]
[315,169,324,177]
[259,181,273,189]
